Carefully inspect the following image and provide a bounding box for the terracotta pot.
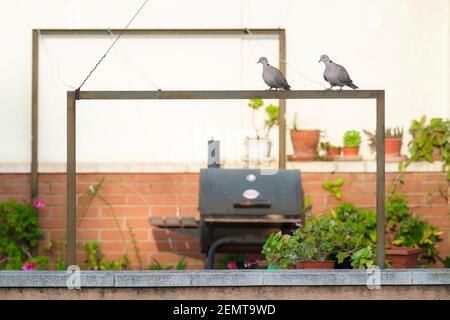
[290,130,320,161]
[302,260,335,269]
[386,247,422,268]
[385,138,402,156]
[343,146,359,156]
[328,146,341,156]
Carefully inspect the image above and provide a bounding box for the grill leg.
[205,237,266,269]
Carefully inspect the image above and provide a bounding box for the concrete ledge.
[1,269,449,288]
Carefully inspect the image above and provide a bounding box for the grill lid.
[199,168,303,218]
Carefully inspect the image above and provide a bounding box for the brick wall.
[0,172,448,268]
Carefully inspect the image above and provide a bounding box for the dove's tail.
[347,82,358,89]
[282,84,291,90]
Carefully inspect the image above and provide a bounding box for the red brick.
[303,182,326,193]
[0,183,29,194]
[77,230,99,240]
[350,182,376,193]
[39,194,66,206]
[39,174,66,183]
[174,241,201,252]
[302,174,330,182]
[101,207,149,218]
[178,194,198,206]
[145,194,178,205]
[0,195,29,203]
[411,207,449,216]
[50,183,67,194]
[425,217,450,228]
[90,195,126,206]
[0,174,30,182]
[78,218,121,229]
[151,207,177,217]
[39,218,66,228]
[127,174,177,183]
[125,218,151,229]
[100,230,149,241]
[179,207,200,218]
[38,183,50,194]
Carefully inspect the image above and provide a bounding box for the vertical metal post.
[31,30,39,199]
[375,91,385,268]
[67,91,77,266]
[278,29,287,169]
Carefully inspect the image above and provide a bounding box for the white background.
[0,0,449,170]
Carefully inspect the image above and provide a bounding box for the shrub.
[0,200,43,270]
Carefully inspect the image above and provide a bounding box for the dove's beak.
[318,59,321,63]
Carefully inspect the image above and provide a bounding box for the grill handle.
[233,200,271,208]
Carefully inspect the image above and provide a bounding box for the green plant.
[291,112,299,131]
[261,232,297,269]
[386,192,442,264]
[350,246,376,269]
[363,127,404,153]
[176,256,187,270]
[0,200,43,270]
[386,127,404,138]
[444,257,450,268]
[291,214,343,262]
[83,240,129,270]
[264,104,279,138]
[343,130,361,147]
[405,116,449,179]
[322,178,345,200]
[320,142,341,151]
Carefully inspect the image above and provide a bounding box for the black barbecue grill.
[150,168,304,269]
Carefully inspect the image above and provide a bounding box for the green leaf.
[322,182,333,190]
[334,178,345,187]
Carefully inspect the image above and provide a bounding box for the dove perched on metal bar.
[319,55,358,90]
[257,57,291,90]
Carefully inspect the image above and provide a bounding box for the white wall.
[0,0,448,170]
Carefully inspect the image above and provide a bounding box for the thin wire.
[39,32,77,90]
[77,0,150,90]
[106,29,160,90]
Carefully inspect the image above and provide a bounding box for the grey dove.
[257,57,291,90]
[319,55,358,90]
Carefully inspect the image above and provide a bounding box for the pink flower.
[227,261,238,270]
[32,200,45,209]
[22,262,37,271]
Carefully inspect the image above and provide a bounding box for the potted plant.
[363,127,407,161]
[385,192,442,268]
[245,99,279,164]
[342,130,361,156]
[385,127,404,157]
[288,113,321,161]
[290,214,339,269]
[320,142,342,160]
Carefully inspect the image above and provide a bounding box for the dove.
[257,57,291,90]
[319,55,358,90]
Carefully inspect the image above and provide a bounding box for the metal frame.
[67,89,386,268]
[31,28,286,198]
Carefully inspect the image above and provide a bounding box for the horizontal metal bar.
[36,29,281,36]
[75,90,383,100]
